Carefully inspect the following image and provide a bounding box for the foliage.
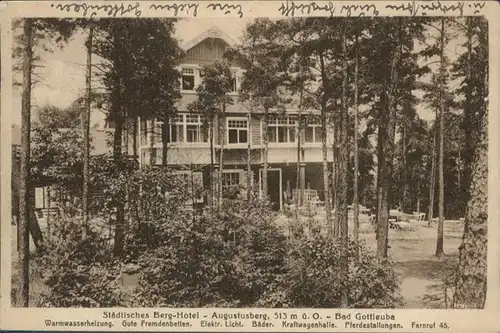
[30,124,87,186]
[92,18,182,133]
[35,104,82,129]
[121,167,193,261]
[188,60,234,120]
[12,18,77,87]
[217,198,288,305]
[258,237,403,308]
[35,215,122,307]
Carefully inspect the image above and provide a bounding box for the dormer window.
[230,69,239,92]
[182,68,195,91]
[231,77,237,92]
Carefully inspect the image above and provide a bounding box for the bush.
[35,215,122,307]
[133,196,288,307]
[132,211,239,307]
[258,236,404,308]
[93,165,194,262]
[120,167,193,261]
[220,198,288,306]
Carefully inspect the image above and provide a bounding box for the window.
[230,77,237,92]
[229,69,239,92]
[153,121,162,143]
[140,118,165,145]
[227,119,248,144]
[170,115,184,143]
[186,115,208,143]
[267,116,296,143]
[140,119,148,145]
[182,68,195,90]
[305,117,322,143]
[168,114,207,144]
[221,171,240,190]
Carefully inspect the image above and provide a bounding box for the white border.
[1,1,499,332]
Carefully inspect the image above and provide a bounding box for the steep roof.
[181,25,237,51]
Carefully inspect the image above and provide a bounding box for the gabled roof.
[181,26,237,51]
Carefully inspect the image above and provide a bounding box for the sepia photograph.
[7,13,489,312]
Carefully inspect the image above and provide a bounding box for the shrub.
[133,196,288,307]
[120,167,193,260]
[220,198,288,306]
[35,215,122,307]
[258,236,404,308]
[132,211,239,307]
[93,165,194,262]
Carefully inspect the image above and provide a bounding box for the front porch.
[209,162,328,211]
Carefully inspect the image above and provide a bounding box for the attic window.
[231,77,237,92]
[182,68,195,91]
[230,70,238,92]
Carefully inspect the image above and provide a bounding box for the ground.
[275,215,463,308]
[11,216,463,308]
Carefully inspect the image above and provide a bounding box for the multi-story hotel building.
[133,26,334,211]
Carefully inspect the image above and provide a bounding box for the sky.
[11,18,252,126]
[11,18,464,127]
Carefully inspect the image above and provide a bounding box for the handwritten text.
[206,3,243,18]
[149,3,199,17]
[51,2,142,18]
[278,1,336,17]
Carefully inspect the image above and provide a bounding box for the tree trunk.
[401,125,407,212]
[353,27,360,251]
[82,25,93,240]
[46,187,51,236]
[461,18,474,205]
[149,118,155,166]
[218,112,226,204]
[436,18,446,258]
[132,118,138,159]
[319,52,333,236]
[333,118,339,238]
[247,112,252,202]
[338,22,349,307]
[210,118,215,206]
[19,18,34,307]
[262,108,269,198]
[428,119,437,226]
[111,26,125,257]
[376,19,402,259]
[453,54,488,309]
[295,89,303,222]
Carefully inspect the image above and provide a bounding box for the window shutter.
[251,118,261,146]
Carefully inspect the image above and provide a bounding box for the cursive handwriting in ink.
[206,3,243,18]
[278,1,335,17]
[51,2,142,18]
[420,1,464,16]
[149,3,199,17]
[386,1,467,17]
[385,0,421,16]
[340,4,379,17]
[470,2,486,15]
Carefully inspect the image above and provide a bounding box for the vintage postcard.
[1,0,499,332]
